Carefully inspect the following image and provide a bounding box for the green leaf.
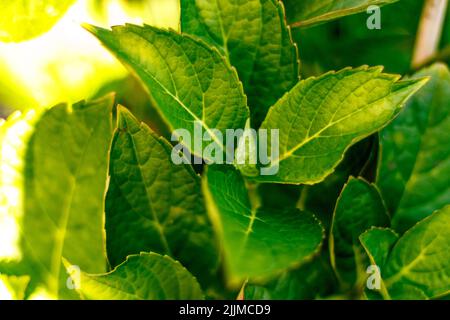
[284,0,399,28]
[0,96,114,298]
[330,177,389,287]
[359,227,399,268]
[181,0,299,126]
[65,252,204,300]
[377,63,450,232]
[85,23,249,159]
[359,227,399,300]
[105,106,219,287]
[383,205,450,299]
[0,0,76,42]
[202,165,324,284]
[388,283,428,300]
[248,66,427,184]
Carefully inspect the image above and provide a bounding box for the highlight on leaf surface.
[64,252,204,300]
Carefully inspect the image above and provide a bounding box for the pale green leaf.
[0,96,114,298]
[378,63,450,232]
[383,205,450,299]
[202,165,324,284]
[0,0,76,42]
[330,177,389,287]
[181,0,299,126]
[66,252,204,300]
[284,0,399,28]
[105,106,219,287]
[247,66,427,184]
[85,23,249,159]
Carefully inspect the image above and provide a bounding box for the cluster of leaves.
[0,0,449,300]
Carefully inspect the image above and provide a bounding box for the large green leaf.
[86,24,249,159]
[0,96,114,298]
[0,0,76,42]
[329,177,389,288]
[284,0,399,28]
[246,66,427,184]
[181,0,299,126]
[203,165,324,284]
[383,205,450,299]
[66,252,204,300]
[378,64,450,232]
[105,106,218,287]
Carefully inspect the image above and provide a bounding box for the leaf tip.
[116,105,134,129]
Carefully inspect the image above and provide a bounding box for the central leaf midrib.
[127,129,173,256]
[275,87,401,164]
[116,29,226,154]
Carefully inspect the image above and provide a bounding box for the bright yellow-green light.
[0,0,179,111]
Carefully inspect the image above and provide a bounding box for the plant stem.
[412,0,449,68]
[412,44,450,71]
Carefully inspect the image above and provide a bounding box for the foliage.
[0,0,449,300]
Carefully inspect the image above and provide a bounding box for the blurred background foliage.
[296,0,450,77]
